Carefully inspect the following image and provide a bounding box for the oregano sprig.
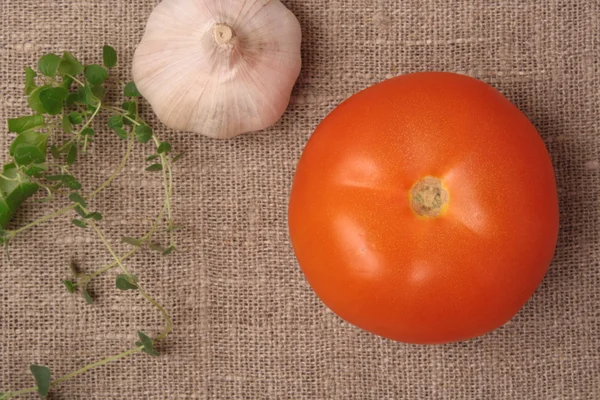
[0,47,180,399]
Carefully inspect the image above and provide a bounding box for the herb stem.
[88,220,132,276]
[2,347,143,399]
[66,74,85,86]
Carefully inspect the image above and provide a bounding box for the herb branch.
[0,46,180,399]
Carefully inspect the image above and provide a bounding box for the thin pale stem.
[2,347,143,399]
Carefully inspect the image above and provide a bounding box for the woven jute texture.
[1,0,599,399]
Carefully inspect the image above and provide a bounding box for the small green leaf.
[65,92,82,107]
[66,144,77,165]
[38,53,61,77]
[87,212,103,221]
[135,124,152,143]
[84,65,108,85]
[58,51,84,76]
[61,75,74,89]
[82,289,94,304]
[68,112,83,124]
[171,152,185,163]
[116,274,138,290]
[39,87,68,115]
[82,84,100,106]
[10,131,48,166]
[156,141,171,154]
[68,192,87,208]
[113,127,128,140]
[81,127,95,136]
[91,85,105,100]
[30,364,51,397]
[72,219,87,228]
[135,331,159,356]
[149,242,167,253]
[163,246,175,256]
[28,85,50,113]
[103,45,117,68]
[108,115,123,129]
[145,164,163,172]
[8,114,45,134]
[25,66,37,95]
[122,101,137,125]
[74,205,88,219]
[62,175,82,190]
[146,154,159,162]
[24,163,48,177]
[62,113,72,133]
[124,81,141,97]
[62,279,77,293]
[50,145,60,159]
[121,237,142,246]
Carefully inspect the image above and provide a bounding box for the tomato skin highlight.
[288,72,559,344]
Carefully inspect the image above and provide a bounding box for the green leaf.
[8,114,45,134]
[84,65,108,85]
[62,175,82,190]
[0,163,40,227]
[146,154,159,162]
[103,45,117,68]
[25,66,37,95]
[116,274,138,290]
[72,219,87,228]
[145,164,163,172]
[163,246,175,256]
[61,75,74,90]
[113,127,128,140]
[149,242,167,253]
[108,115,123,129]
[81,127,95,136]
[38,53,61,77]
[58,51,84,76]
[28,85,50,113]
[74,205,88,219]
[171,152,184,163]
[121,237,142,246]
[66,144,77,165]
[68,192,87,208]
[30,364,51,397]
[65,92,81,108]
[122,101,137,125]
[91,85,105,100]
[10,131,48,166]
[50,145,60,159]
[61,113,72,134]
[39,87,68,115]
[82,84,100,106]
[135,331,159,356]
[156,141,171,154]
[24,163,48,177]
[124,81,141,97]
[135,124,152,143]
[87,212,103,221]
[68,112,83,124]
[82,289,94,304]
[62,279,77,293]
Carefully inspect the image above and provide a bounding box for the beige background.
[1,0,599,399]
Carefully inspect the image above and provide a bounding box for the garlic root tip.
[213,23,235,45]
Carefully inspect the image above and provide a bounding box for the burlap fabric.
[1,0,598,399]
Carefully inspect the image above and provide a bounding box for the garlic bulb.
[132,0,302,139]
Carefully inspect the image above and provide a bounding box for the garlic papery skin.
[132,0,302,139]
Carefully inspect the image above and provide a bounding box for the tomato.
[288,72,559,344]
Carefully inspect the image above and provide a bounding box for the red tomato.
[288,72,559,344]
